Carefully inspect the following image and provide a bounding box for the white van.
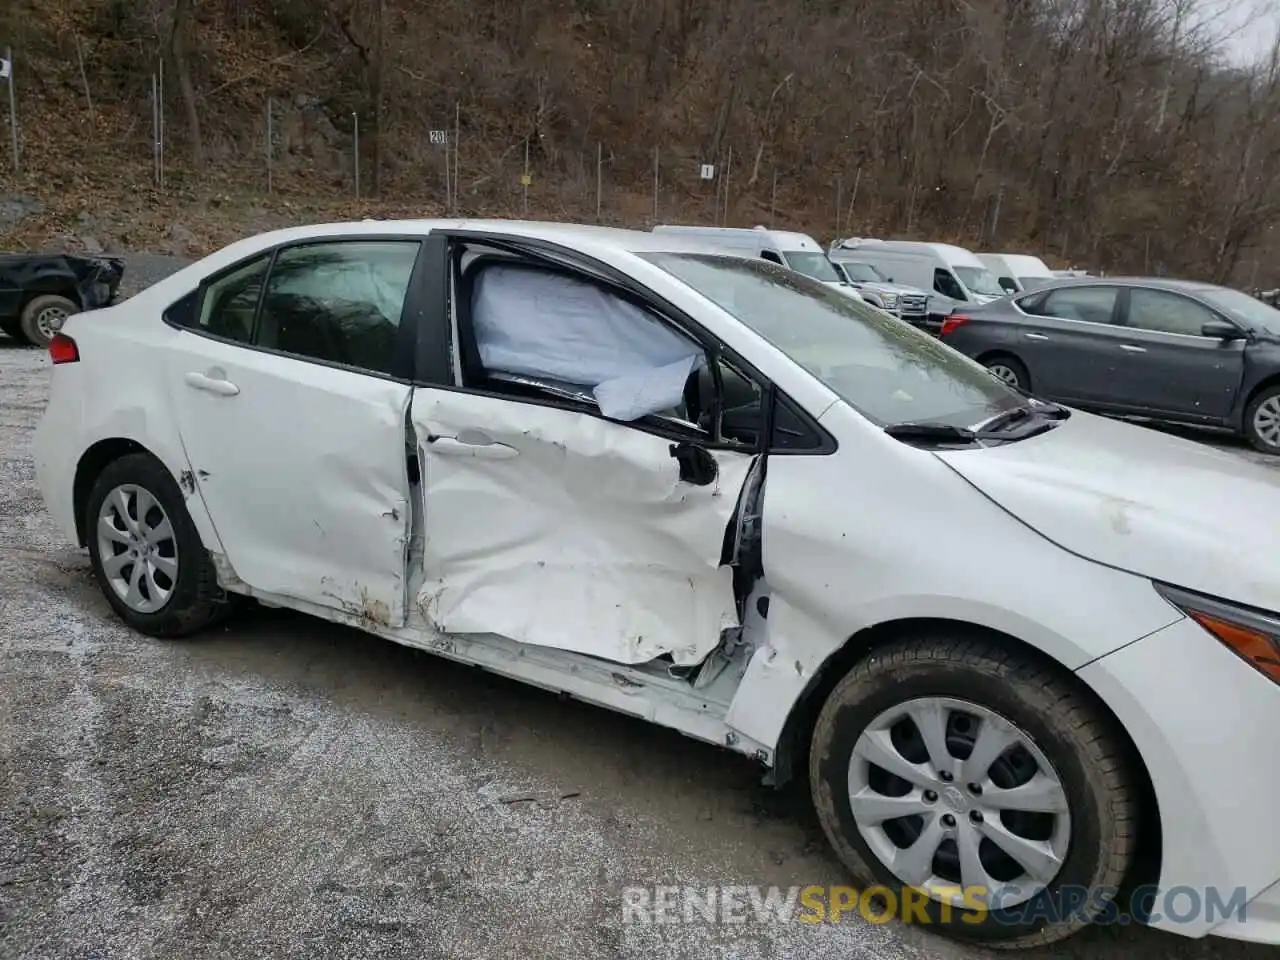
[829,238,1007,320]
[651,225,863,301]
[977,253,1055,294]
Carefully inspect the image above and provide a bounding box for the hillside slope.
[0,0,1276,284]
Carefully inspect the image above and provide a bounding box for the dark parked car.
[940,277,1280,454]
[0,253,125,347]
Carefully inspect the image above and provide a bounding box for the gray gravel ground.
[0,257,1276,959]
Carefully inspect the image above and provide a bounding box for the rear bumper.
[1077,614,1280,941]
[32,369,84,544]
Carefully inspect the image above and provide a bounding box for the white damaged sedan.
[33,220,1280,947]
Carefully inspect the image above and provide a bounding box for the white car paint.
[30,218,1280,947]
[412,390,753,665]
[936,409,1280,613]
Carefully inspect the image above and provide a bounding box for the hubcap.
[35,305,69,340]
[846,697,1071,911]
[987,363,1020,386]
[1253,396,1280,449]
[96,484,179,614]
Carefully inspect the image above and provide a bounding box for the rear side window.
[196,255,270,342]
[255,241,419,375]
[1026,286,1118,325]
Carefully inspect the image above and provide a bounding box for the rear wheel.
[86,453,234,637]
[809,634,1135,948]
[20,294,78,347]
[982,355,1030,391]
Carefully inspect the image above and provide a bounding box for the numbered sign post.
[430,129,450,210]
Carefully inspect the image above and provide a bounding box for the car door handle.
[1119,344,1147,353]
[427,435,519,460]
[1024,332,1050,340]
[184,370,240,396]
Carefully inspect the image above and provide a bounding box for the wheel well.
[21,285,83,314]
[1243,374,1280,419]
[72,438,147,545]
[976,349,1022,367]
[768,616,1162,893]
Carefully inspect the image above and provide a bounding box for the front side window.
[759,250,784,265]
[1025,286,1119,325]
[1191,286,1280,334]
[198,255,269,343]
[642,253,1022,430]
[841,262,886,283]
[464,261,709,427]
[952,266,1007,298]
[255,240,419,375]
[1127,288,1222,337]
[782,252,842,283]
[934,268,966,300]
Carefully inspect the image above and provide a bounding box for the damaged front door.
[411,391,754,664]
[410,255,758,666]
[168,239,421,626]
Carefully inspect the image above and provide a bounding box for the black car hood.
[0,253,126,308]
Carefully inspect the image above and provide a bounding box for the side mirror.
[669,442,718,486]
[1202,321,1245,340]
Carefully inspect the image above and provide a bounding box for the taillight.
[49,333,79,364]
[940,314,971,336]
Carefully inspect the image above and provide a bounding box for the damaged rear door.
[166,237,424,625]
[410,244,761,666]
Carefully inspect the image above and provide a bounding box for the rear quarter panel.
[32,302,224,554]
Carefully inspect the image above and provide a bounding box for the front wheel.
[809,635,1136,948]
[86,453,234,637]
[1244,384,1280,455]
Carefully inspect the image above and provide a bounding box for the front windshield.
[640,252,1024,428]
[953,266,1007,297]
[1193,287,1280,334]
[840,261,886,283]
[782,251,843,283]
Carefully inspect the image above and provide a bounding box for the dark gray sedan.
[939,277,1280,453]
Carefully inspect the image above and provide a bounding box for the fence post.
[835,177,843,238]
[770,169,777,226]
[4,48,15,172]
[157,58,165,192]
[453,101,460,214]
[722,146,732,226]
[596,141,602,223]
[150,73,159,186]
[265,97,273,194]
[653,145,659,223]
[353,112,360,198]
[523,137,530,216]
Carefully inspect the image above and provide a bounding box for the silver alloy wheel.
[847,696,1071,911]
[1253,395,1280,450]
[96,484,179,614]
[986,363,1020,386]
[34,304,69,341]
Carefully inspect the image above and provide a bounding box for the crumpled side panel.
[0,253,125,318]
[412,389,754,666]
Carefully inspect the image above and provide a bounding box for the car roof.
[219,218,766,260]
[1023,275,1232,295]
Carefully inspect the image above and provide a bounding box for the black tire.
[1244,383,1280,455]
[20,293,78,347]
[85,452,234,637]
[982,354,1031,391]
[809,634,1135,948]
